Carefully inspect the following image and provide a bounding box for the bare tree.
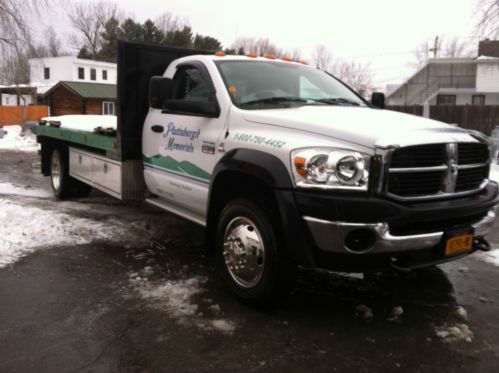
[288,48,302,61]
[0,0,35,48]
[332,60,374,98]
[155,11,188,34]
[0,0,52,85]
[68,0,122,57]
[46,26,64,57]
[313,44,332,71]
[412,36,474,69]
[230,37,283,56]
[311,44,373,97]
[476,0,499,37]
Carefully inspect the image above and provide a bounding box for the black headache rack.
[116,40,212,161]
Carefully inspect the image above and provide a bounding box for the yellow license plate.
[445,234,474,256]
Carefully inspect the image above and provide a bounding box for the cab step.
[145,197,206,226]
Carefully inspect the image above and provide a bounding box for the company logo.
[162,122,200,153]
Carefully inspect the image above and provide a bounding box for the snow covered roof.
[477,55,499,62]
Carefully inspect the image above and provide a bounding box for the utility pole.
[429,35,440,58]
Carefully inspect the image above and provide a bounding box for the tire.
[50,148,92,199]
[216,198,296,306]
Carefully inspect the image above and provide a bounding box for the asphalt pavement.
[1,149,499,373]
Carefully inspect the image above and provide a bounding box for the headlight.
[292,148,370,190]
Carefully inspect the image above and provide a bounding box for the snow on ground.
[489,163,499,184]
[0,182,52,198]
[434,323,473,343]
[475,163,499,267]
[0,125,39,152]
[131,273,237,334]
[0,198,150,268]
[478,250,499,267]
[42,115,117,132]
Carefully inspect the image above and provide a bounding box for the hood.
[242,106,478,148]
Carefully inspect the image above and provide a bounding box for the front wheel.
[216,199,295,306]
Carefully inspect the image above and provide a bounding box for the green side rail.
[31,125,118,153]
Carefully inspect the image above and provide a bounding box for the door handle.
[151,125,164,133]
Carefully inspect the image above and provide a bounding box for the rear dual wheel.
[50,148,92,199]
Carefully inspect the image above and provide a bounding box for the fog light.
[345,229,376,253]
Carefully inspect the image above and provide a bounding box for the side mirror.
[371,92,385,109]
[163,99,220,118]
[149,76,173,109]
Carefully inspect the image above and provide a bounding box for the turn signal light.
[294,156,307,178]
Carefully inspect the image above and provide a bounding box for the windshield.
[215,60,366,110]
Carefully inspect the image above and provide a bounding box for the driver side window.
[172,66,210,103]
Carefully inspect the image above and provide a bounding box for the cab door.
[143,62,227,216]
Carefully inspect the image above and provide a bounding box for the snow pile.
[0,198,148,268]
[434,323,473,343]
[454,306,468,321]
[0,125,39,152]
[355,304,373,320]
[42,115,117,133]
[477,250,499,267]
[209,319,237,333]
[132,274,237,334]
[490,163,499,184]
[388,306,404,322]
[0,182,51,198]
[137,277,206,317]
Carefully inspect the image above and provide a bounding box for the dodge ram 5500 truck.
[32,41,498,304]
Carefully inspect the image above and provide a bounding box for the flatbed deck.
[31,125,117,153]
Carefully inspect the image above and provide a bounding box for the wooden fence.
[386,105,499,136]
[0,105,49,126]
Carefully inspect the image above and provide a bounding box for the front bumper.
[276,182,499,271]
[304,208,496,254]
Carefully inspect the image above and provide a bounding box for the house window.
[437,95,456,105]
[102,101,115,115]
[472,95,485,105]
[78,67,85,80]
[102,70,107,80]
[44,67,50,80]
[90,68,96,81]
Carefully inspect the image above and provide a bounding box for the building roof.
[387,58,477,99]
[45,81,117,99]
[28,55,117,68]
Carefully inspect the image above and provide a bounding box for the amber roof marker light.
[246,52,258,58]
[214,50,226,57]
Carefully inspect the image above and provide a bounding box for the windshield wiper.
[240,96,364,108]
[241,96,309,107]
[313,97,363,106]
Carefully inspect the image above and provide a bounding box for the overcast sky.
[53,0,481,89]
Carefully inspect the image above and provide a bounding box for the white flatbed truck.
[32,41,498,304]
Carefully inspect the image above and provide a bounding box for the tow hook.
[474,237,491,252]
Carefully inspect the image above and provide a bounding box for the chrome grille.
[386,143,489,200]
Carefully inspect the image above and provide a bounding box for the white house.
[29,56,117,85]
[387,40,499,106]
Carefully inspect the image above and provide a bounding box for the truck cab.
[32,41,498,305]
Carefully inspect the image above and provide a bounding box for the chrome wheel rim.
[51,152,61,191]
[223,216,265,288]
